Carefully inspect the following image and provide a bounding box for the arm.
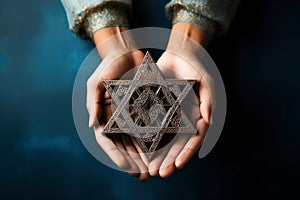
[149,0,240,178]
[61,0,149,180]
[166,0,240,38]
[88,28,148,180]
[60,0,131,39]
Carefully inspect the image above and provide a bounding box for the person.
[61,0,239,181]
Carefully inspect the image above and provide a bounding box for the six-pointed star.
[102,52,197,159]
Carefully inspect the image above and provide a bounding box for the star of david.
[102,52,197,159]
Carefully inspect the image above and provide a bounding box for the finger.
[92,82,105,127]
[87,79,105,127]
[148,144,170,177]
[130,137,150,181]
[86,79,95,126]
[104,91,111,100]
[122,135,149,181]
[113,134,139,177]
[130,137,150,167]
[199,80,212,124]
[159,135,190,178]
[200,101,211,125]
[94,126,128,170]
[175,119,208,169]
[96,120,106,133]
[101,104,113,122]
[184,89,201,126]
[104,98,112,106]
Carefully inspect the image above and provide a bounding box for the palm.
[148,51,213,178]
[87,50,150,181]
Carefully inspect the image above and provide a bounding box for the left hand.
[148,23,214,178]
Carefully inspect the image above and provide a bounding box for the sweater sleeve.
[60,0,131,39]
[166,0,240,36]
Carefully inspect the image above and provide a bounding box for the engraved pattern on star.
[102,52,197,159]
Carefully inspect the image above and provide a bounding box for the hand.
[148,23,214,178]
[86,27,149,181]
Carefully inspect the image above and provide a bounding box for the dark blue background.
[1,0,299,199]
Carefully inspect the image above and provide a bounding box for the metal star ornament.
[102,52,197,159]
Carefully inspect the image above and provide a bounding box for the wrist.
[172,22,210,48]
[93,26,128,46]
[94,27,138,58]
[84,2,130,39]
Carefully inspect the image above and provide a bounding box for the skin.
[88,27,149,181]
[172,22,210,48]
[87,22,212,180]
[150,51,212,178]
[149,22,212,178]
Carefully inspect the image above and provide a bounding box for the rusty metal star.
[102,52,197,159]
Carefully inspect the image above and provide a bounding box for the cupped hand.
[149,49,214,178]
[86,27,149,181]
